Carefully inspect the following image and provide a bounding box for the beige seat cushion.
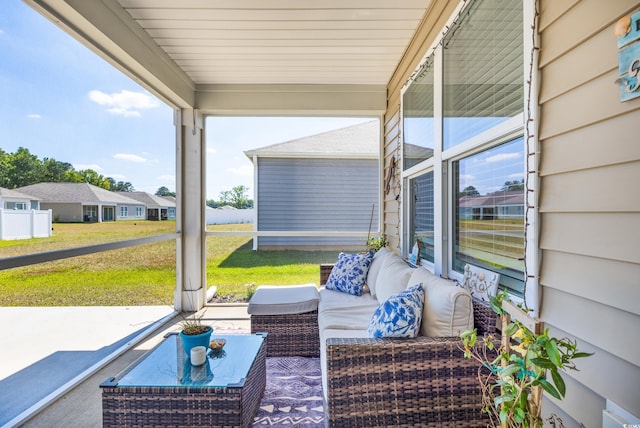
[408,267,473,337]
[318,287,379,313]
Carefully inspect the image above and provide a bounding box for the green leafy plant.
[245,282,257,300]
[366,234,387,252]
[460,291,592,427]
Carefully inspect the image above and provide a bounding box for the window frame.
[400,0,537,305]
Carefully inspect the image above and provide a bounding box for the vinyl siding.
[40,203,83,223]
[381,0,640,424]
[537,0,640,424]
[256,157,379,248]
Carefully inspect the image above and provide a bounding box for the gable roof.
[0,187,40,201]
[115,191,176,209]
[244,120,379,160]
[15,183,143,205]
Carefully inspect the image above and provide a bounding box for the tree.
[459,185,480,197]
[0,149,10,188]
[7,147,44,188]
[219,185,251,209]
[502,179,525,191]
[110,180,135,192]
[78,169,110,189]
[155,186,176,197]
[42,158,74,182]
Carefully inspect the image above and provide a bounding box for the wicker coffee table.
[101,333,266,428]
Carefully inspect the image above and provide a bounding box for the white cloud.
[114,153,147,163]
[156,174,175,181]
[107,174,126,180]
[485,152,521,163]
[74,163,103,171]
[226,165,253,176]
[460,174,475,181]
[27,114,41,119]
[88,89,160,117]
[207,146,217,155]
[508,172,525,179]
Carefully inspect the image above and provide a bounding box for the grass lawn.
[0,222,340,306]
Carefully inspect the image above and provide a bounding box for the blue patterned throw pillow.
[367,283,424,338]
[325,252,374,296]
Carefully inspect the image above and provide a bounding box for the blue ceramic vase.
[179,326,213,356]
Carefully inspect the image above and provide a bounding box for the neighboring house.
[0,187,40,210]
[116,191,176,221]
[0,187,52,240]
[458,190,525,221]
[16,182,145,223]
[245,120,380,250]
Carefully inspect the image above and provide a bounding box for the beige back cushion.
[408,267,473,337]
[374,254,415,304]
[366,248,392,297]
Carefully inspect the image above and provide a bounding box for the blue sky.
[1,1,371,200]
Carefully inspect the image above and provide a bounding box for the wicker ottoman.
[248,284,320,357]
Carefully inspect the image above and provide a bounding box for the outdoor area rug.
[254,357,324,427]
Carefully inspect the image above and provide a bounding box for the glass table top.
[113,334,265,388]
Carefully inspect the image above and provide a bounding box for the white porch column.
[175,108,206,311]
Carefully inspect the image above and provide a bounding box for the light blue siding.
[257,157,379,248]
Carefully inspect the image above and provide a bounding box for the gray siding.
[257,158,379,248]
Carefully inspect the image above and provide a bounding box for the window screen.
[443,0,523,150]
[409,171,435,263]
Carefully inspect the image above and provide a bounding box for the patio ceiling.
[27,0,432,114]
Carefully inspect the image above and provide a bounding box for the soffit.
[117,0,431,87]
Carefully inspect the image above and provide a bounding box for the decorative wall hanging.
[615,10,640,102]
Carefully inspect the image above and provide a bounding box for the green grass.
[0,222,339,306]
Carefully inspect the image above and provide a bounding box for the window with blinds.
[409,171,434,263]
[442,0,523,150]
[402,55,434,170]
[453,137,525,294]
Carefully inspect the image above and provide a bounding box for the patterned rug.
[254,357,324,427]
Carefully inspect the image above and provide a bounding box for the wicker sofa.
[318,250,497,427]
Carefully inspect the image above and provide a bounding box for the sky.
[0,1,372,200]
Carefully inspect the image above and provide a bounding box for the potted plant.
[366,234,387,253]
[179,312,213,356]
[460,291,592,427]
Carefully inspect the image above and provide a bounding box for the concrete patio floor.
[0,304,250,428]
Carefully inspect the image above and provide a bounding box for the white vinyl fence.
[205,207,254,225]
[0,209,53,240]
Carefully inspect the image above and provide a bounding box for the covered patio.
[6,0,640,426]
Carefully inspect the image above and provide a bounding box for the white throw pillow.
[375,255,415,304]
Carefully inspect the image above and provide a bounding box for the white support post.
[175,108,206,312]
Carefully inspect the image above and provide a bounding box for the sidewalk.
[0,304,250,427]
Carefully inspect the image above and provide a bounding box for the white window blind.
[402,55,434,170]
[443,0,523,150]
[453,137,525,294]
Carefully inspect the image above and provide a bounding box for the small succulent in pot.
[180,314,211,335]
